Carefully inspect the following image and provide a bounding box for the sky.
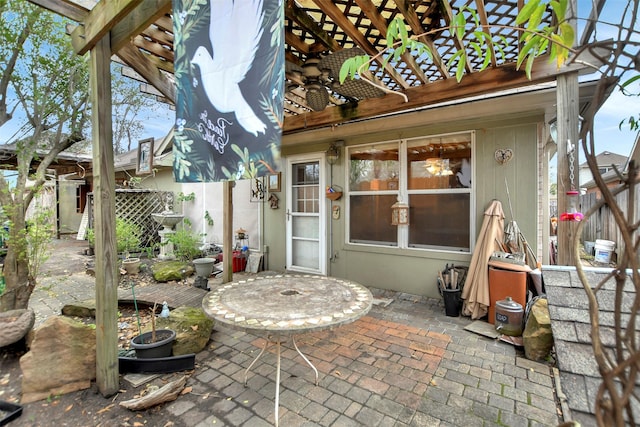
[0,1,637,159]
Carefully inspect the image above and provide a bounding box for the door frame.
[285,153,328,275]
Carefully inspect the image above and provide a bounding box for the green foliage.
[167,222,204,262]
[177,192,196,202]
[86,227,95,247]
[26,208,54,280]
[116,218,142,259]
[204,210,214,227]
[340,1,573,85]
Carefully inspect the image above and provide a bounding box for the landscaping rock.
[62,299,96,318]
[0,308,35,347]
[20,316,96,403]
[151,261,194,282]
[154,306,214,355]
[523,297,554,361]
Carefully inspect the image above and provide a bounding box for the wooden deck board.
[118,283,207,309]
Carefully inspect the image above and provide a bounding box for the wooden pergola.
[26,0,600,396]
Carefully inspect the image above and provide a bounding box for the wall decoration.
[494,148,513,164]
[268,193,279,209]
[268,172,281,192]
[250,177,265,202]
[136,138,154,175]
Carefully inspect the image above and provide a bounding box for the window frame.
[346,131,475,254]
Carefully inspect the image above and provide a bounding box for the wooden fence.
[580,187,640,260]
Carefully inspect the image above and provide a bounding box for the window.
[347,132,473,251]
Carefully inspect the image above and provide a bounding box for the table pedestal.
[202,274,372,426]
[244,335,318,426]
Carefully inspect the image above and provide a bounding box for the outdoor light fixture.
[391,199,409,225]
[548,116,584,144]
[326,141,342,165]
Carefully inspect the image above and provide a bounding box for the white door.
[286,155,327,275]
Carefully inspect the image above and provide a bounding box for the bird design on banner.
[191,0,267,137]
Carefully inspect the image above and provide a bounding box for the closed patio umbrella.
[461,200,504,319]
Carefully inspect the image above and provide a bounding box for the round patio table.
[202,274,372,426]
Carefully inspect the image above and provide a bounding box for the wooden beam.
[441,0,475,74]
[70,0,144,55]
[355,0,429,85]
[394,0,449,79]
[27,0,91,22]
[312,0,410,89]
[90,34,119,397]
[474,0,497,67]
[284,54,593,133]
[285,0,341,53]
[110,0,172,53]
[116,43,175,103]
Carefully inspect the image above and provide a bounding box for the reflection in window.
[292,163,319,213]
[348,132,473,252]
[349,143,399,191]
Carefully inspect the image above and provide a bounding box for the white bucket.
[594,239,615,264]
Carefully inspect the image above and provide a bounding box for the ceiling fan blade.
[319,47,385,100]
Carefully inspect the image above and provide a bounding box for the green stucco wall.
[265,110,541,299]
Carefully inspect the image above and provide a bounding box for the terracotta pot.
[122,257,141,274]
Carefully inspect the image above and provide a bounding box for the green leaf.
[516,0,541,25]
[527,3,546,30]
[621,75,640,89]
[454,11,466,40]
[525,49,536,79]
[456,53,466,82]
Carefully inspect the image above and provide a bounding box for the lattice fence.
[88,189,174,248]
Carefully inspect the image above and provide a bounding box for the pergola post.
[90,36,119,396]
[556,0,580,266]
[556,72,581,266]
[222,181,234,283]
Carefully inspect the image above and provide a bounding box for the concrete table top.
[202,274,373,336]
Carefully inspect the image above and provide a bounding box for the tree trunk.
[0,254,33,311]
[0,213,33,311]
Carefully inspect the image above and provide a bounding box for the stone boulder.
[154,306,214,355]
[62,299,96,318]
[0,308,35,347]
[523,297,554,361]
[151,261,194,282]
[20,316,96,403]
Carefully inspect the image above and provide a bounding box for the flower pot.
[193,257,216,277]
[130,329,176,359]
[122,257,141,274]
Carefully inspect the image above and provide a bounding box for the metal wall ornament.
[250,177,265,202]
[494,148,513,164]
[268,193,279,209]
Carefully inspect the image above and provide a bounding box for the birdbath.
[151,211,184,260]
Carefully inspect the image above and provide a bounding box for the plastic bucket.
[594,239,615,264]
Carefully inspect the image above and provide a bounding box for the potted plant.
[117,218,142,274]
[85,228,95,256]
[130,302,176,358]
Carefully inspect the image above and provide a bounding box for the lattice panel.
[88,189,174,248]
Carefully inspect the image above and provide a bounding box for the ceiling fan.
[286,47,386,111]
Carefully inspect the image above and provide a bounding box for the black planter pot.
[130,329,176,359]
[442,288,462,317]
